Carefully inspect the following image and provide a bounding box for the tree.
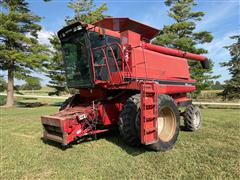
[154,0,218,95]
[47,0,107,95]
[0,76,7,92]
[22,77,42,90]
[0,0,49,107]
[213,81,223,90]
[219,35,240,100]
[66,0,107,24]
[209,81,223,90]
[47,34,67,96]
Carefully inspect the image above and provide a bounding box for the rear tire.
[148,95,180,151]
[118,94,141,147]
[183,105,202,131]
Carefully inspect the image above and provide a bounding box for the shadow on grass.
[50,102,63,107]
[180,125,187,131]
[15,101,63,108]
[41,138,69,151]
[17,101,48,108]
[41,126,193,154]
[22,97,38,100]
[41,121,194,154]
[41,129,146,156]
[101,129,147,156]
[41,133,105,151]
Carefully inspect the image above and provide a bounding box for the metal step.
[140,82,158,145]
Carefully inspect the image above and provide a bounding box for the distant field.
[19,87,223,100]
[18,86,55,96]
[1,85,238,104]
[19,87,240,103]
[193,90,224,102]
[0,95,64,107]
[1,106,239,179]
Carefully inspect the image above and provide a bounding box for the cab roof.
[93,17,159,40]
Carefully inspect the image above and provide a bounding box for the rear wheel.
[149,95,180,151]
[183,105,202,131]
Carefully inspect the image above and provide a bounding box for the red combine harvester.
[41,18,209,151]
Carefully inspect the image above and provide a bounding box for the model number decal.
[79,114,87,120]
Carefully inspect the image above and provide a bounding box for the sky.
[2,0,240,85]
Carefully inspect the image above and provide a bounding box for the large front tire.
[149,95,180,151]
[119,94,180,151]
[118,94,141,147]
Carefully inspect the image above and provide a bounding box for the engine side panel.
[131,47,192,82]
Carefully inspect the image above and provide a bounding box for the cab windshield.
[61,30,92,87]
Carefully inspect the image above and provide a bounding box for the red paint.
[141,43,206,61]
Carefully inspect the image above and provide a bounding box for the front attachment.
[41,106,97,145]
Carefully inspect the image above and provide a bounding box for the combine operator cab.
[58,22,124,87]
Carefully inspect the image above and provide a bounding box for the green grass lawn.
[18,86,55,96]
[1,106,239,179]
[0,95,64,107]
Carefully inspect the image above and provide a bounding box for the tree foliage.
[22,77,42,90]
[47,34,67,96]
[47,0,107,95]
[66,0,107,24]
[0,0,49,106]
[219,35,240,100]
[154,0,218,95]
[0,76,7,92]
[207,81,223,90]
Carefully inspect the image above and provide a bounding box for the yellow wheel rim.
[157,107,176,142]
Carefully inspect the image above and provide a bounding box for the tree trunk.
[6,65,14,107]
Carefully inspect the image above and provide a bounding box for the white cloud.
[196,2,238,30]
[201,31,238,61]
[198,31,238,82]
[37,29,54,45]
[140,5,170,29]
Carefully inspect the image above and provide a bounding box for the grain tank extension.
[41,18,208,151]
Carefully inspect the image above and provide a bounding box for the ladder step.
[140,82,158,144]
[142,84,155,93]
[142,84,154,88]
[142,90,155,94]
[143,105,155,110]
[143,97,154,104]
[144,118,155,122]
[143,114,155,120]
[145,127,156,133]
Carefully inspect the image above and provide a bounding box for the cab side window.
[106,36,121,60]
[88,31,106,48]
